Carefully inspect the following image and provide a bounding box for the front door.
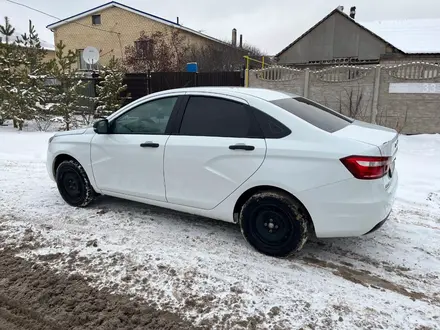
[164,95,266,210]
[91,96,179,201]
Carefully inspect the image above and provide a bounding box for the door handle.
[140,142,159,148]
[229,144,255,151]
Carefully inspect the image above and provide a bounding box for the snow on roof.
[360,18,440,54]
[1,28,55,51]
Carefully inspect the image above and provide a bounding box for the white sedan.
[47,87,398,257]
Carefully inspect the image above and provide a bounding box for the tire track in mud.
[0,294,59,330]
[305,239,440,282]
[301,255,439,306]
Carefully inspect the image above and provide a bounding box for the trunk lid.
[333,120,398,157]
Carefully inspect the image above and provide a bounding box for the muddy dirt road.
[0,249,199,330]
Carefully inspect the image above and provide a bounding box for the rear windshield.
[270,97,353,133]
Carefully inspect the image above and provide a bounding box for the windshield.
[270,97,353,133]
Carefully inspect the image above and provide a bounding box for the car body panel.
[46,130,98,191]
[164,135,266,209]
[47,87,398,239]
[90,133,170,202]
[298,170,398,237]
[334,120,399,157]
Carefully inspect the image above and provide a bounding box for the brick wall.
[308,67,375,123]
[249,67,305,95]
[249,62,440,134]
[43,50,56,63]
[378,64,440,133]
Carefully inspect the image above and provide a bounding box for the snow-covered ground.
[0,124,439,330]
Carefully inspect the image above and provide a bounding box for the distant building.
[276,7,440,67]
[1,29,55,63]
[46,1,245,70]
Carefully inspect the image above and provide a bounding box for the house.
[46,1,246,70]
[275,6,440,67]
[1,29,55,63]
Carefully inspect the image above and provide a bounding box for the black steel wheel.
[56,160,95,207]
[239,191,309,257]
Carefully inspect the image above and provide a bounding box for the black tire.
[55,160,95,207]
[239,191,309,257]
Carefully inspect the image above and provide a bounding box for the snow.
[360,18,440,54]
[0,125,439,329]
[0,29,55,51]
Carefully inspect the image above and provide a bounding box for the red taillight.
[340,156,391,180]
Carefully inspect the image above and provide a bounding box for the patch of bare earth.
[302,256,439,305]
[0,248,201,330]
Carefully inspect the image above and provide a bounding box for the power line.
[3,0,194,61]
[4,0,124,60]
[4,0,120,35]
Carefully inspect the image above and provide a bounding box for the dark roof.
[275,8,404,58]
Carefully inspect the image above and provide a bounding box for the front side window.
[111,97,178,134]
[179,96,257,138]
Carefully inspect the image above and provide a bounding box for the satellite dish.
[82,46,100,65]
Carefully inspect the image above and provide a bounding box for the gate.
[149,72,197,93]
[90,70,244,108]
[149,71,244,93]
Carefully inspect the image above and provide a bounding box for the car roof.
[150,87,299,101]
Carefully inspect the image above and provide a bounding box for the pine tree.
[0,17,30,129]
[0,16,15,124]
[0,18,52,130]
[17,20,52,130]
[16,20,46,72]
[0,16,15,44]
[48,40,95,131]
[96,57,127,117]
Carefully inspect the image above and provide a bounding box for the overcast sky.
[2,0,440,55]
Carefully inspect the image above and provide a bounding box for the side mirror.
[93,119,109,134]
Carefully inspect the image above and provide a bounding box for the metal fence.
[73,70,244,116]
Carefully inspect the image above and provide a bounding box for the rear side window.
[270,97,353,133]
[179,96,261,138]
[252,108,291,138]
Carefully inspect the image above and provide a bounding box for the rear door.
[164,94,266,210]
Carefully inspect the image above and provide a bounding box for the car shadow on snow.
[63,195,430,300]
[88,194,242,234]
[85,194,381,259]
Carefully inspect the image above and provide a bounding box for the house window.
[135,39,153,58]
[77,49,98,70]
[92,14,101,25]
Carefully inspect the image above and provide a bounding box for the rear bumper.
[298,171,398,238]
[363,210,391,235]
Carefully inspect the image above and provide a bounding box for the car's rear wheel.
[239,191,309,257]
[56,160,95,207]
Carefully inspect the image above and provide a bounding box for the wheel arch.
[233,185,316,236]
[53,153,79,177]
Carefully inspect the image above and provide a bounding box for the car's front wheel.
[239,191,310,257]
[56,160,95,207]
